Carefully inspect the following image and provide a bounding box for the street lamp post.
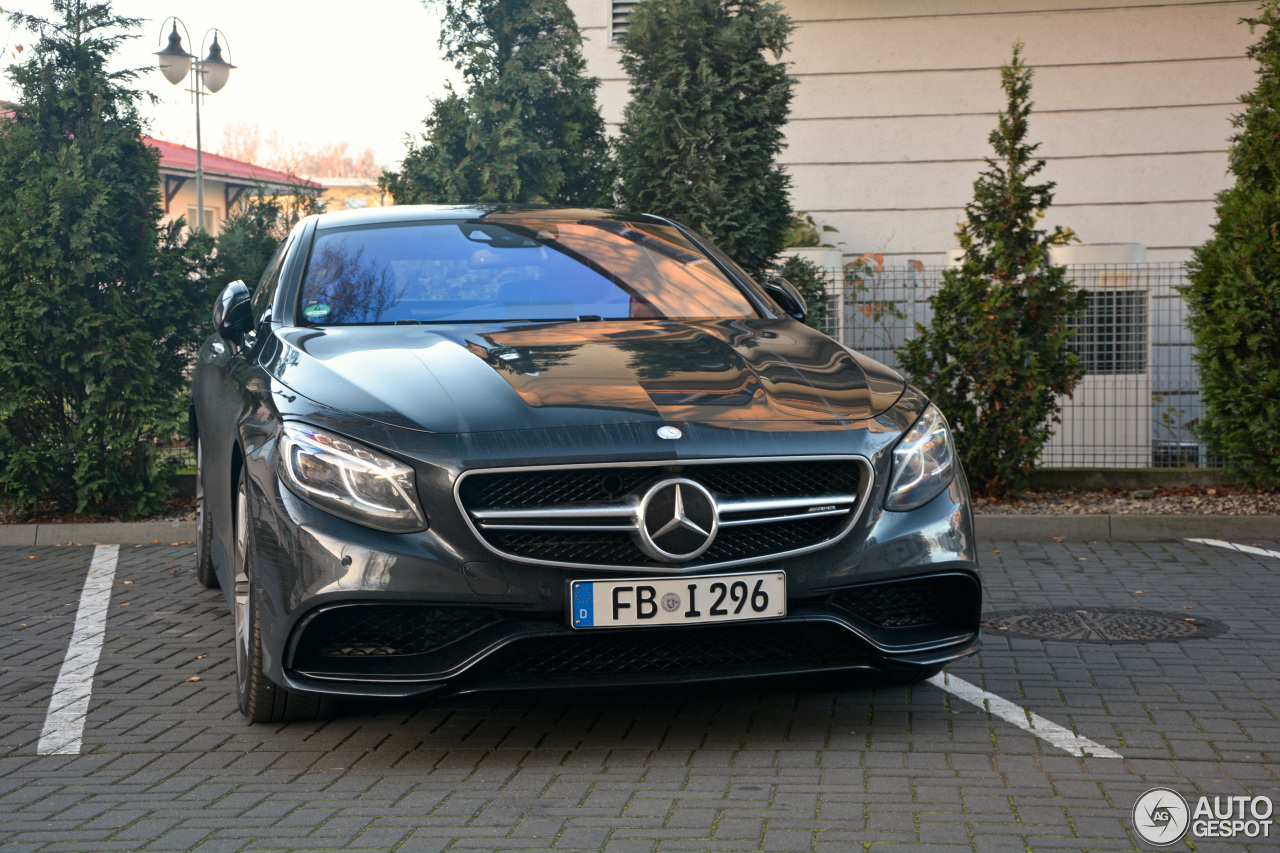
[154,18,236,234]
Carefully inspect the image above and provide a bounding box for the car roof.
[312,204,670,231]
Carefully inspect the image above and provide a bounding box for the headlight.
[885,404,956,511]
[278,423,427,533]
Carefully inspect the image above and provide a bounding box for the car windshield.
[296,215,759,325]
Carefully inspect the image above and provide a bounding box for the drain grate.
[982,608,1226,643]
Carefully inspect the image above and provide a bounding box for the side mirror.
[213,280,253,341]
[764,276,808,323]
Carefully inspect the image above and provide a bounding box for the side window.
[250,236,292,327]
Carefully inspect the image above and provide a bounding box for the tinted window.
[296,216,758,325]
[251,235,292,326]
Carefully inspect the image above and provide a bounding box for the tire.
[232,469,337,723]
[194,438,218,589]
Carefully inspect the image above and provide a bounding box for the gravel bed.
[975,484,1280,515]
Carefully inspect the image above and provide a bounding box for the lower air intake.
[295,604,502,661]
[827,574,980,630]
[480,621,865,677]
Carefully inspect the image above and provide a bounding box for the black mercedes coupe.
[191,205,981,722]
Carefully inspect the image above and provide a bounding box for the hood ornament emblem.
[657,426,682,440]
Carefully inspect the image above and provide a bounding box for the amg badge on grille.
[656,426,682,440]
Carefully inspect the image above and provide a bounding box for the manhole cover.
[982,608,1226,643]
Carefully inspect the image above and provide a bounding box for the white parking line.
[1186,538,1280,560]
[37,545,119,756]
[927,671,1122,759]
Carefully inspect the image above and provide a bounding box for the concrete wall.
[570,0,1258,264]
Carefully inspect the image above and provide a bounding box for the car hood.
[264,319,905,435]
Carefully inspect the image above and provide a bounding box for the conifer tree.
[215,186,322,290]
[900,44,1086,497]
[614,0,794,279]
[0,1,208,518]
[1185,3,1280,486]
[381,0,613,206]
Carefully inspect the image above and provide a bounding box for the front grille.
[295,604,502,661]
[462,467,653,510]
[459,460,860,510]
[828,574,980,630]
[694,462,858,500]
[701,516,842,562]
[481,622,865,678]
[458,458,869,569]
[484,515,844,568]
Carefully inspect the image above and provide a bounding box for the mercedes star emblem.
[635,478,718,562]
[656,426,682,440]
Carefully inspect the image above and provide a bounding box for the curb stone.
[1,515,1276,546]
[0,520,196,546]
[975,513,1280,541]
[976,514,1111,541]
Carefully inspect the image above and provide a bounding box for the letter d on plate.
[572,582,594,627]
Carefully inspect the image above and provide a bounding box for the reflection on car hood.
[264,319,905,434]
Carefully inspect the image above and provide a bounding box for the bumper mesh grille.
[296,604,502,660]
[828,575,979,629]
[482,622,865,677]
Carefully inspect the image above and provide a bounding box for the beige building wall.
[570,0,1258,264]
[161,179,227,234]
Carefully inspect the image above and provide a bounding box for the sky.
[0,0,459,169]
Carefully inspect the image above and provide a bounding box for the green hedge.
[1184,3,1280,487]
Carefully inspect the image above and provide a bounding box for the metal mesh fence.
[808,261,1210,468]
[158,442,195,470]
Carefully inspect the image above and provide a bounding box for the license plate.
[569,571,786,629]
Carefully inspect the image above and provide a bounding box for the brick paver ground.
[0,538,1276,851]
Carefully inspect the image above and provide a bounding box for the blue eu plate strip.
[572,582,594,627]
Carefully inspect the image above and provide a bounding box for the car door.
[197,231,298,593]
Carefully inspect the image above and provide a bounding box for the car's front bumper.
[242,452,982,699]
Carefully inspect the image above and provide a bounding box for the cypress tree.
[0,1,209,518]
[1184,2,1280,486]
[381,0,613,206]
[615,0,795,279]
[899,43,1086,497]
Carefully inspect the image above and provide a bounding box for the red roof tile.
[145,137,320,189]
[0,104,318,189]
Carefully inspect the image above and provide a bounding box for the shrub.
[614,0,795,279]
[0,1,212,518]
[381,0,613,206]
[899,44,1086,497]
[783,213,838,249]
[1184,3,1280,486]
